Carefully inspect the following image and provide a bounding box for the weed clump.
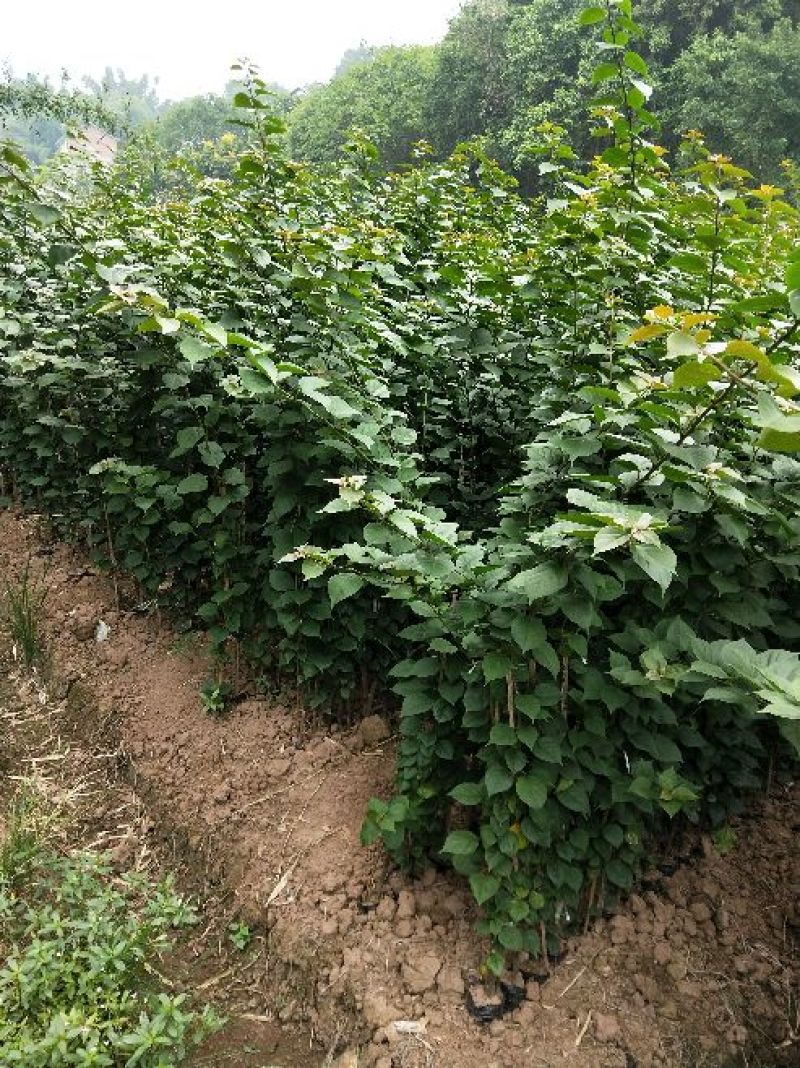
[0,796,221,1066]
[3,558,47,669]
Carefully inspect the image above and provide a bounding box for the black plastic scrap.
[465,979,526,1023]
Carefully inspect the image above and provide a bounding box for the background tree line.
[0,67,290,163]
[4,0,799,182]
[290,0,800,183]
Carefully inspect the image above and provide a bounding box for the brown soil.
[1,506,798,1068]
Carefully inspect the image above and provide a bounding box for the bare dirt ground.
[1,506,798,1068]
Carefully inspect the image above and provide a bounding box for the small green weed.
[227,920,253,951]
[0,800,223,1066]
[0,789,43,881]
[712,826,738,856]
[3,558,47,669]
[200,679,233,717]
[170,629,204,657]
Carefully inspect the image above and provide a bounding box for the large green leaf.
[673,360,718,389]
[450,782,483,806]
[25,201,60,226]
[631,542,677,591]
[483,651,513,682]
[666,331,700,358]
[442,830,479,856]
[516,774,548,810]
[469,872,500,905]
[578,6,605,26]
[176,473,208,495]
[489,723,517,746]
[179,336,215,367]
[485,763,514,796]
[328,573,366,608]
[510,616,547,653]
[506,563,568,603]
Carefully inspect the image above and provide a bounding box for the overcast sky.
[3,0,464,101]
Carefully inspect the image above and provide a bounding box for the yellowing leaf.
[629,323,667,343]
[680,312,714,329]
[750,184,783,201]
[727,340,800,397]
[759,428,800,453]
[725,340,764,361]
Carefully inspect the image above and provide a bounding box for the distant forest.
[3,0,799,182]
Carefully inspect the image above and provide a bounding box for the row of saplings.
[0,0,798,981]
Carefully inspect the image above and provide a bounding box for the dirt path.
[1,507,798,1068]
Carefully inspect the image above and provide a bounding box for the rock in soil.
[594,1013,621,1043]
[402,952,442,994]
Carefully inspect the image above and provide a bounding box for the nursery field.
[1,2,799,1065]
[0,515,798,1067]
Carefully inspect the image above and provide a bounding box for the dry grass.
[0,659,150,874]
